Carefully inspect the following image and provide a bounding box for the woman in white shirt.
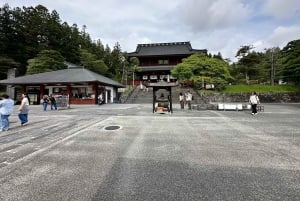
[249,92,260,115]
[18,93,30,126]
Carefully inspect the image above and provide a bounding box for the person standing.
[249,92,260,115]
[186,90,193,110]
[0,94,14,131]
[18,93,29,126]
[49,95,57,110]
[98,93,103,105]
[42,95,49,111]
[179,92,184,109]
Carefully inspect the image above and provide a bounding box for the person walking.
[49,95,57,110]
[98,93,103,105]
[186,90,193,110]
[249,92,260,115]
[179,92,184,109]
[42,95,49,111]
[0,94,14,131]
[18,93,29,126]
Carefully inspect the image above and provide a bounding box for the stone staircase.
[124,85,210,105]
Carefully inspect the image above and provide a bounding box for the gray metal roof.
[0,68,124,88]
[128,42,207,56]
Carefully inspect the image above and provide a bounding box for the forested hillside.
[0,4,125,81]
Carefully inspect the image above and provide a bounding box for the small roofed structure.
[145,81,179,113]
[0,64,124,105]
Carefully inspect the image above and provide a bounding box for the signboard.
[150,75,157,80]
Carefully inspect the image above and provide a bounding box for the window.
[158,59,169,65]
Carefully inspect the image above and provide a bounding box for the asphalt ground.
[0,103,299,201]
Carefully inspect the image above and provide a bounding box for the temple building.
[0,63,124,105]
[127,42,207,84]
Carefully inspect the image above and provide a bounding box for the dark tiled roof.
[0,68,124,87]
[128,42,207,56]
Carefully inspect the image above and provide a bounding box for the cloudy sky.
[2,0,300,61]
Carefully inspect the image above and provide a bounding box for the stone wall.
[197,92,300,103]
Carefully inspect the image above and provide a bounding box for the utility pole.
[271,48,276,86]
[265,47,276,85]
[120,56,125,85]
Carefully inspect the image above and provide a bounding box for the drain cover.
[104,126,120,130]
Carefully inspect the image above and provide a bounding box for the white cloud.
[268,26,300,47]
[246,26,300,53]
[263,0,300,19]
[176,0,251,31]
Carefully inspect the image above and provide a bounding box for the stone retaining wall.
[197,92,300,103]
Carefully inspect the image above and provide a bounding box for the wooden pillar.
[22,85,27,93]
[39,85,45,99]
[93,83,98,104]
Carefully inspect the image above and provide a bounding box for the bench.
[218,103,243,111]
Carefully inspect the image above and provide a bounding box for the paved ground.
[0,103,299,201]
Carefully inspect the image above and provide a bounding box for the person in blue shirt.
[0,94,15,131]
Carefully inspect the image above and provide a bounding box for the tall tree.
[128,57,140,86]
[109,42,123,78]
[26,49,65,74]
[80,49,108,75]
[0,4,117,77]
[263,47,281,85]
[235,45,263,83]
[280,39,300,84]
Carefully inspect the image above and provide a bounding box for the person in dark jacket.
[49,95,57,110]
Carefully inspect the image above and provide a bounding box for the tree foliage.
[280,39,300,84]
[172,53,233,90]
[0,4,120,79]
[80,49,108,75]
[26,49,65,74]
[234,43,300,85]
